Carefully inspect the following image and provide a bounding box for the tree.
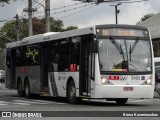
[0,17,78,48]
[65,26,78,31]
[137,13,154,24]
[0,17,78,70]
[0,20,16,48]
[0,0,10,3]
[50,18,64,32]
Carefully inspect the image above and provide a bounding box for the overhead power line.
[33,0,45,9]
[50,3,95,15]
[57,4,97,19]
[35,2,83,14]
[34,3,95,18]
[51,2,83,10]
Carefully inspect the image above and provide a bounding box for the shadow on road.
[16,95,147,107]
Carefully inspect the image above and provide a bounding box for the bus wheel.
[115,98,128,105]
[25,80,30,98]
[67,81,81,104]
[17,80,24,97]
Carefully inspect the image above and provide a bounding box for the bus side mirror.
[93,39,98,53]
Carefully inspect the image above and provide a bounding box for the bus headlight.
[101,77,107,84]
[146,79,152,85]
[141,76,152,85]
[147,79,152,84]
[146,76,152,85]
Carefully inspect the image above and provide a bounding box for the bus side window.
[16,47,23,66]
[25,47,34,65]
[69,37,80,71]
[24,45,40,65]
[33,47,40,65]
[50,42,59,72]
[58,40,69,71]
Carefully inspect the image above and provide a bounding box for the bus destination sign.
[97,28,148,37]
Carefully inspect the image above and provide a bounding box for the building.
[138,13,160,57]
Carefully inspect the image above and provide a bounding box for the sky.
[0,0,160,28]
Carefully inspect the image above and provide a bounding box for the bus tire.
[67,81,81,104]
[25,80,30,98]
[115,98,128,105]
[17,79,24,97]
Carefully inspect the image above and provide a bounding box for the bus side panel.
[16,66,41,94]
[5,66,12,89]
[48,72,79,97]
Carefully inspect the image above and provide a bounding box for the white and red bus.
[6,24,154,104]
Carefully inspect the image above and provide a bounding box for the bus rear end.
[92,25,154,104]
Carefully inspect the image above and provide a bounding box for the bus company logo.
[120,76,128,81]
[2,112,11,117]
[141,76,145,80]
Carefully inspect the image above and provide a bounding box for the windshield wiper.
[130,37,139,53]
[109,37,123,54]
[120,44,125,61]
[129,44,132,62]
[129,37,139,62]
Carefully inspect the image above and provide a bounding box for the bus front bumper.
[92,85,155,99]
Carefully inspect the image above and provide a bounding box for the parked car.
[0,70,5,83]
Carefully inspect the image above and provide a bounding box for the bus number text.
[131,76,140,80]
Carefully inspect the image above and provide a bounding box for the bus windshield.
[99,38,152,72]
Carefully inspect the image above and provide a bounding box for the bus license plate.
[123,87,133,91]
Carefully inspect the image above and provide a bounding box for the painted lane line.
[13,103,31,105]
[0,101,10,104]
[13,100,49,104]
[33,100,66,104]
[0,104,8,105]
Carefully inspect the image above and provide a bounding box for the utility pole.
[23,0,37,36]
[14,14,20,41]
[28,0,33,36]
[45,0,50,32]
[110,3,121,24]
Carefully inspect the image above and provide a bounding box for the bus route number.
[131,76,140,80]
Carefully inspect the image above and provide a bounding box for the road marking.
[0,101,9,104]
[13,99,66,105]
[0,99,67,106]
[129,99,160,103]
[0,103,8,105]
[33,100,66,104]
[13,100,49,104]
[13,103,31,105]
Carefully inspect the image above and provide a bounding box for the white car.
[0,70,5,82]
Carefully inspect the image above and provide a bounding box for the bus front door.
[40,44,49,95]
[79,37,93,97]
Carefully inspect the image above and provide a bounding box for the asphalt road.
[0,83,160,120]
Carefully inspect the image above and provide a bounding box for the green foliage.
[0,0,10,3]
[0,20,16,48]
[0,17,78,48]
[0,17,78,69]
[137,13,154,24]
[65,26,78,31]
